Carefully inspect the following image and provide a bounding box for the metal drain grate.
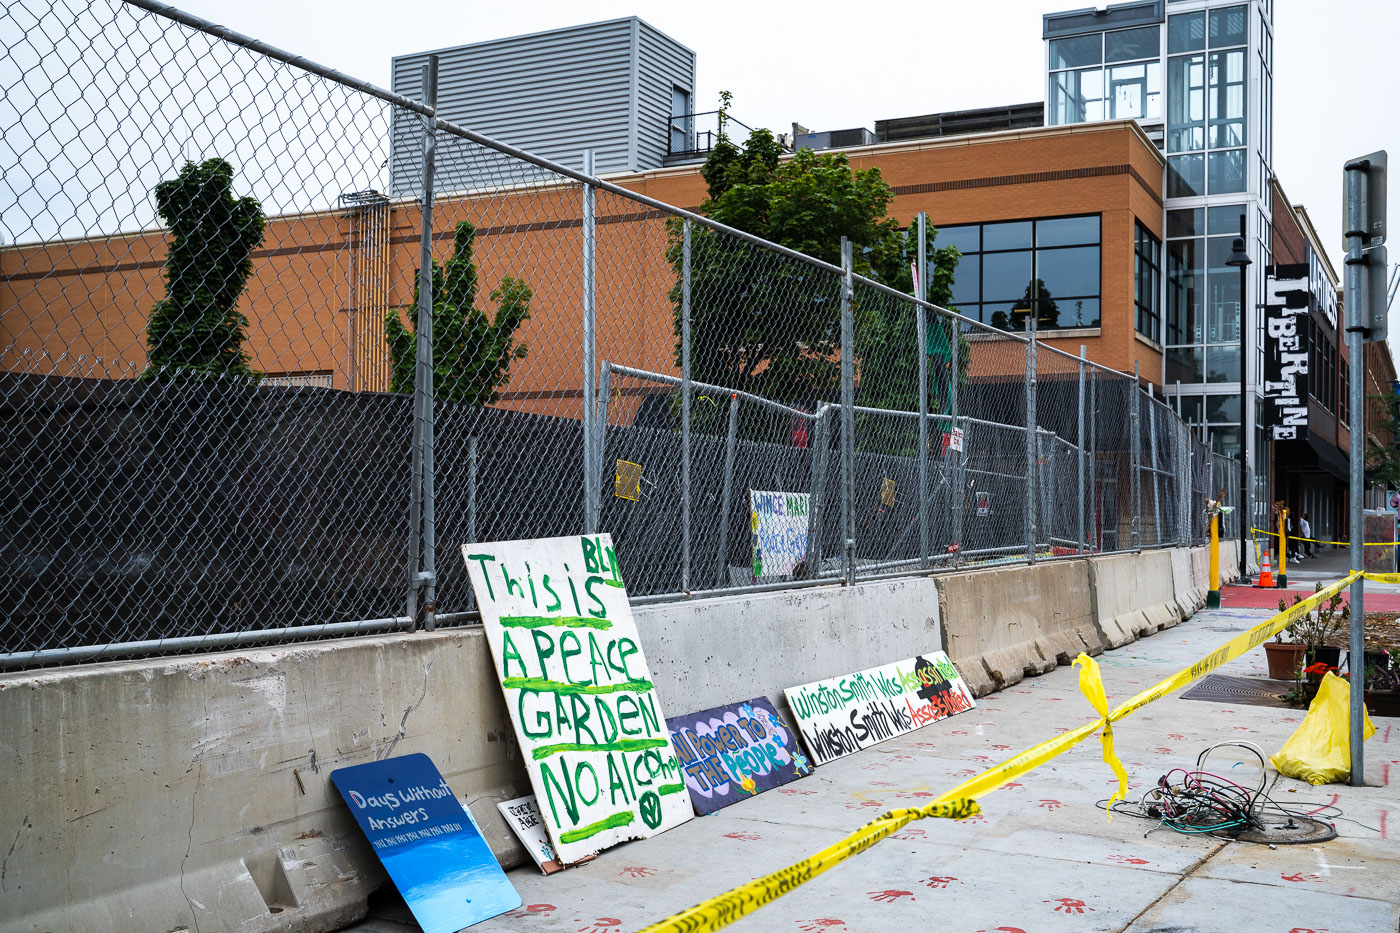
[1179,674,1291,708]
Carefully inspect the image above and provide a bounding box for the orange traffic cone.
[1256,549,1274,588]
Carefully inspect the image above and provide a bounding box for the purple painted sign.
[666,696,812,815]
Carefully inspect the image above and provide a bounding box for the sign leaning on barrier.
[463,534,693,863]
[785,653,975,766]
[750,490,810,579]
[1263,264,1311,441]
[331,754,521,932]
[667,697,813,815]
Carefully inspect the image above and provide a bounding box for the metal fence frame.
[1,0,1232,669]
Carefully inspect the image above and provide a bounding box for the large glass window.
[1165,5,1247,194]
[941,215,1101,331]
[1048,26,1161,126]
[1135,222,1162,343]
[1166,237,1201,345]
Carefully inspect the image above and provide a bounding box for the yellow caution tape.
[634,798,979,933]
[1251,528,1398,547]
[635,572,1360,933]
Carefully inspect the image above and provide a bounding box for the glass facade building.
[1045,0,1273,530]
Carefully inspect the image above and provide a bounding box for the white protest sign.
[496,795,562,874]
[750,490,810,579]
[463,534,692,863]
[784,652,976,766]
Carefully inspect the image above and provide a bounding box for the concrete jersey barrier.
[1090,551,1183,649]
[1,552,1211,933]
[935,560,1104,697]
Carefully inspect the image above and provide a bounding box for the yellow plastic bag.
[1270,672,1377,785]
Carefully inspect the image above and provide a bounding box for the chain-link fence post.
[595,361,612,520]
[681,218,692,592]
[581,150,598,534]
[1077,345,1087,554]
[1024,320,1037,563]
[1131,361,1142,551]
[713,393,741,587]
[950,313,963,569]
[408,55,438,631]
[840,237,855,586]
[807,405,830,575]
[916,214,930,571]
[1149,399,1162,546]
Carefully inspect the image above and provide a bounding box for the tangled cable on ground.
[1096,742,1367,841]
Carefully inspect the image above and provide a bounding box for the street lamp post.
[1226,219,1253,582]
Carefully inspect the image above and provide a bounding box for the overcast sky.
[168,0,1396,273]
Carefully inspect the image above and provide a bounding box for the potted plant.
[1276,584,1347,674]
[1265,596,1306,680]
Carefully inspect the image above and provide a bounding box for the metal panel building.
[390,17,695,195]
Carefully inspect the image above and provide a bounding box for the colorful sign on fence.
[666,697,812,815]
[784,653,976,766]
[331,754,520,933]
[463,534,693,864]
[750,490,810,579]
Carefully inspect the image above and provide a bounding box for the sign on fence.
[666,697,812,815]
[784,653,976,766]
[463,534,693,863]
[750,491,810,579]
[331,754,520,932]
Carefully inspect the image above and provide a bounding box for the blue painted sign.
[666,697,812,815]
[331,754,520,932]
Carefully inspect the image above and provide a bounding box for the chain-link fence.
[2,0,1229,669]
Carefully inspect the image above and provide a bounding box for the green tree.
[386,220,532,405]
[671,96,963,418]
[144,159,265,380]
[1366,391,1400,489]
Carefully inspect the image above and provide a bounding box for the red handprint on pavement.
[507,904,556,918]
[778,788,816,795]
[1037,799,1063,810]
[796,920,845,931]
[1167,733,1185,740]
[992,744,1012,750]
[947,768,978,777]
[1047,897,1094,913]
[1107,855,1149,865]
[723,831,761,841]
[1281,872,1323,882]
[970,755,991,763]
[578,920,622,933]
[867,890,915,903]
[1288,928,1328,932]
[1153,747,1174,754]
[1003,781,1025,790]
[619,866,656,878]
[923,876,961,889]
[845,800,882,809]
[894,827,927,840]
[950,730,969,735]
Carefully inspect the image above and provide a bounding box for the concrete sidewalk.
[346,603,1400,933]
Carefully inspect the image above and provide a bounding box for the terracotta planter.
[1265,641,1306,680]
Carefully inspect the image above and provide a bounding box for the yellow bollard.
[1207,513,1221,608]
[1277,508,1288,588]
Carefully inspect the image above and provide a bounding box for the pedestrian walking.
[1299,513,1313,559]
